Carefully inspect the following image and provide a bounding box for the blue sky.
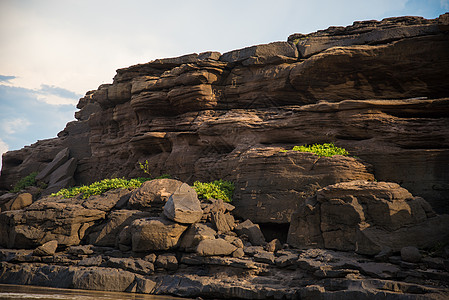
[0,0,448,169]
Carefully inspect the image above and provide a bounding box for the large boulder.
[0,197,106,249]
[130,217,188,252]
[287,181,449,255]
[127,179,183,213]
[163,183,203,224]
[233,148,374,223]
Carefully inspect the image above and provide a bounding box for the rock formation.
[0,178,449,299]
[1,14,448,218]
[0,14,449,299]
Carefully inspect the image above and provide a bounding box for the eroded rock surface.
[287,181,449,255]
[1,15,448,216]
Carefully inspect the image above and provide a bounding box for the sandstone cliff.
[1,14,449,221]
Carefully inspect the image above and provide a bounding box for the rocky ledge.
[1,177,449,299]
[1,13,449,299]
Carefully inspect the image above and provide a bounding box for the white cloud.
[441,0,449,9]
[2,118,32,135]
[36,93,78,106]
[0,138,9,172]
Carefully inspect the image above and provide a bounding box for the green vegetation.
[193,179,235,203]
[280,143,349,157]
[139,160,151,177]
[51,174,171,199]
[52,177,147,199]
[11,172,38,193]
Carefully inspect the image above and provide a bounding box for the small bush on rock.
[11,172,38,193]
[280,143,349,157]
[193,179,235,203]
[51,174,172,199]
[52,178,148,199]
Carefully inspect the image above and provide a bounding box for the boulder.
[89,210,151,247]
[401,246,421,263]
[179,223,217,251]
[155,253,178,271]
[33,240,58,256]
[0,199,106,249]
[6,193,33,211]
[128,179,183,213]
[196,238,237,256]
[265,239,282,253]
[130,217,188,252]
[163,183,203,224]
[235,219,266,246]
[211,211,235,233]
[287,181,449,255]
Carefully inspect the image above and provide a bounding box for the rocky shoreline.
[1,177,449,299]
[1,13,449,299]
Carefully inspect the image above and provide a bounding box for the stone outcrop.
[0,177,448,299]
[1,14,449,299]
[1,14,448,217]
[287,180,449,255]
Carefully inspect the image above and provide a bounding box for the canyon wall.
[1,15,449,220]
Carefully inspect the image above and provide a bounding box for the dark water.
[0,284,186,300]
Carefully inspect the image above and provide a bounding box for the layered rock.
[287,180,449,255]
[1,15,448,216]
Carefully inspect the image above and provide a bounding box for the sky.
[0,0,448,170]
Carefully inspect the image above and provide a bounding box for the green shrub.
[11,172,38,193]
[193,179,235,203]
[280,143,349,157]
[51,174,172,199]
[52,177,149,199]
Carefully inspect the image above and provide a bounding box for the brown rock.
[287,181,449,255]
[33,240,58,256]
[265,239,282,252]
[1,16,448,218]
[128,179,183,213]
[235,219,266,246]
[288,16,438,58]
[196,238,237,256]
[233,148,374,223]
[163,183,203,224]
[130,217,188,252]
[7,193,33,211]
[211,211,235,233]
[0,199,106,249]
[179,223,216,251]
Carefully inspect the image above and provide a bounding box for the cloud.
[2,118,31,134]
[0,84,76,152]
[441,0,449,9]
[37,85,81,105]
[0,138,8,171]
[0,75,16,83]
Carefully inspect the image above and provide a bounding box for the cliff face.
[1,15,449,217]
